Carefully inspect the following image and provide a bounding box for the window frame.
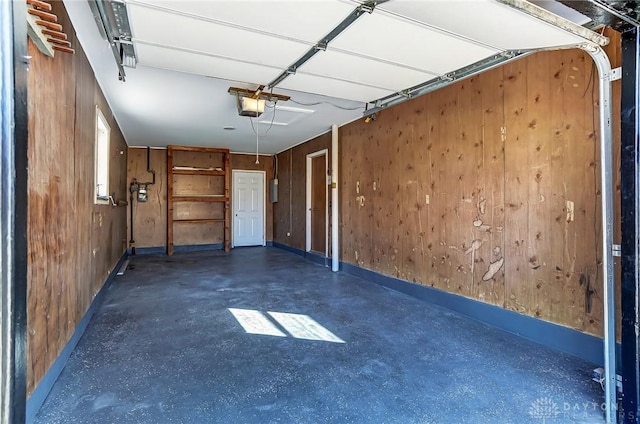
[94,107,111,205]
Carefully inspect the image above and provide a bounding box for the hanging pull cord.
[255,110,260,164]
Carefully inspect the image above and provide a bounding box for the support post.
[331,124,339,272]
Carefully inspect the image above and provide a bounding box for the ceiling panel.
[128,0,355,44]
[128,3,309,69]
[379,0,586,50]
[65,0,603,153]
[299,49,438,92]
[279,73,395,103]
[136,44,283,84]
[329,12,500,75]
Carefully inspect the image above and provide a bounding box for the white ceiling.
[63,0,595,154]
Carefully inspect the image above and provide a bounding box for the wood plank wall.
[127,148,167,248]
[27,1,128,395]
[273,133,332,249]
[127,150,274,248]
[274,31,621,338]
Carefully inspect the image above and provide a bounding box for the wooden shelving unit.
[167,145,230,255]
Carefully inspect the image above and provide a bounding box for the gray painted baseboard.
[131,242,274,255]
[271,242,619,370]
[26,252,129,423]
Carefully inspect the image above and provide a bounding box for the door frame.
[620,27,640,422]
[2,1,28,423]
[306,149,328,256]
[231,170,266,248]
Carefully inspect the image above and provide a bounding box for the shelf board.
[173,218,225,224]
[172,169,225,176]
[172,195,228,202]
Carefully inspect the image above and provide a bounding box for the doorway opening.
[306,149,328,257]
[232,170,266,247]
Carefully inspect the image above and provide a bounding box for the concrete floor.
[35,247,604,423]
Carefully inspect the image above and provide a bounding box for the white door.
[233,171,265,247]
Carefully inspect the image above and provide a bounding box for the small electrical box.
[270,178,278,203]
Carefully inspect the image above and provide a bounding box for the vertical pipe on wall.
[585,45,617,424]
[331,124,339,272]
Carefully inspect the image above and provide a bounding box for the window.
[95,108,110,204]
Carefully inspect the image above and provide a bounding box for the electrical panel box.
[270,178,278,203]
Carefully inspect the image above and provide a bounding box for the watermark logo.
[528,397,560,423]
[528,397,608,422]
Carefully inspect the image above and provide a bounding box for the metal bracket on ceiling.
[267,0,389,90]
[441,73,454,82]
[315,42,328,52]
[89,0,137,81]
[581,0,640,31]
[358,3,375,14]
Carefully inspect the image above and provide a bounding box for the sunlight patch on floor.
[228,308,286,337]
[268,311,344,343]
[228,308,344,343]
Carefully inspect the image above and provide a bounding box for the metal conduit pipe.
[129,188,135,255]
[146,146,156,185]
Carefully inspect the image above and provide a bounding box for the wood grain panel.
[127,148,167,248]
[276,40,621,339]
[311,155,326,253]
[564,49,598,333]
[172,222,225,245]
[429,84,462,294]
[173,202,224,220]
[457,76,489,299]
[172,150,225,169]
[27,0,127,395]
[172,174,225,196]
[369,109,401,276]
[477,68,506,307]
[525,51,554,322]
[274,134,331,250]
[503,57,530,316]
[273,150,292,243]
[399,114,419,283]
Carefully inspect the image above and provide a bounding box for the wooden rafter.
[26,1,74,57]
